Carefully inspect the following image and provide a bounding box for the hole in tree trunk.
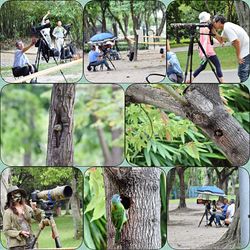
[214,129,223,137]
[120,195,131,209]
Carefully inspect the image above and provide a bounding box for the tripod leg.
[52,56,68,83]
[189,36,194,83]
[50,217,62,248]
[197,40,221,83]
[184,35,194,83]
[198,211,206,227]
[106,55,116,70]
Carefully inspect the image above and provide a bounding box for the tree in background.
[84,0,166,59]
[0,1,83,47]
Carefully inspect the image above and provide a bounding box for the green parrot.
[111,194,127,243]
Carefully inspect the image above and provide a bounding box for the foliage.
[167,0,238,42]
[126,84,249,167]
[0,1,83,47]
[84,168,167,249]
[1,85,124,166]
[84,168,107,250]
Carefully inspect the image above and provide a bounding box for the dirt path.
[1,47,82,83]
[167,203,228,249]
[84,49,166,83]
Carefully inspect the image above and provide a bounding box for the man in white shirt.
[225,199,235,225]
[12,38,37,78]
[212,15,249,82]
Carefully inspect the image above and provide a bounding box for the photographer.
[187,12,224,83]
[52,21,67,60]
[41,10,52,48]
[207,198,229,227]
[12,38,37,78]
[3,186,42,250]
[212,15,250,82]
[88,45,112,71]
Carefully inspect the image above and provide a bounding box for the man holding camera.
[12,38,37,79]
[212,15,250,82]
[3,186,42,250]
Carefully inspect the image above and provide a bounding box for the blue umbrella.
[89,32,116,43]
[197,186,226,197]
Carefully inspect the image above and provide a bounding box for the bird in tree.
[111,194,127,243]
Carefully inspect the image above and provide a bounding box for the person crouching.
[12,39,37,78]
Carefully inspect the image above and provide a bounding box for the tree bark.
[65,200,70,215]
[104,168,162,249]
[130,0,139,61]
[156,6,166,37]
[125,84,250,166]
[205,191,241,249]
[0,168,11,215]
[46,84,75,166]
[167,168,176,222]
[176,167,187,209]
[70,168,82,240]
[235,0,250,34]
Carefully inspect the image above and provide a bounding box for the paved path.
[189,69,239,83]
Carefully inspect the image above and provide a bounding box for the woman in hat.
[3,186,42,250]
[186,11,224,83]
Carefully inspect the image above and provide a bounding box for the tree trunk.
[167,168,176,222]
[126,84,250,166]
[46,84,75,166]
[176,167,187,209]
[156,6,166,37]
[1,168,11,215]
[206,191,241,249]
[65,200,70,215]
[235,0,250,34]
[130,0,139,61]
[203,167,212,186]
[70,168,82,240]
[239,167,249,247]
[23,151,31,166]
[104,168,162,249]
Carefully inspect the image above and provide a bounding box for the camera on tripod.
[30,186,72,249]
[31,185,73,212]
[170,22,213,30]
[31,23,51,36]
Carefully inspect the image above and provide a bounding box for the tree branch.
[126,84,186,117]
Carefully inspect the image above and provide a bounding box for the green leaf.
[144,148,152,166]
[184,142,200,160]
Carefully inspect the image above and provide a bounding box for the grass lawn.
[1,214,82,249]
[175,46,238,71]
[170,195,236,205]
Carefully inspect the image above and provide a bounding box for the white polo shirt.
[222,22,249,58]
[13,49,30,68]
[227,203,235,222]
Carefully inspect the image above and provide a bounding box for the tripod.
[31,210,61,249]
[34,31,67,83]
[184,28,221,83]
[104,52,116,70]
[198,204,210,227]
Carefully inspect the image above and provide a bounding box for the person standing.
[187,12,224,83]
[52,21,67,60]
[3,186,42,250]
[41,10,52,48]
[212,15,250,82]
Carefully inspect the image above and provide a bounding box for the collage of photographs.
[0,0,249,250]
